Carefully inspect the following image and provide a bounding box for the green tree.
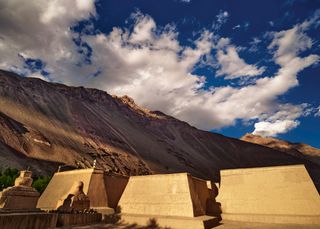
[0,168,19,191]
[32,176,51,194]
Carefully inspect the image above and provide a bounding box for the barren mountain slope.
[0,70,319,190]
[241,133,320,166]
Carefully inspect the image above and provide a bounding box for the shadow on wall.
[305,163,320,195]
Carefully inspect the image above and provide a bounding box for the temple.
[0,164,319,228]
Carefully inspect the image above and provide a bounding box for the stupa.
[56,181,90,212]
[0,170,40,212]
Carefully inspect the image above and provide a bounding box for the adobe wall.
[118,173,213,218]
[189,176,209,216]
[104,175,128,209]
[87,170,109,208]
[37,168,128,212]
[217,165,320,217]
[56,212,102,227]
[119,173,198,217]
[37,168,95,210]
[0,212,57,229]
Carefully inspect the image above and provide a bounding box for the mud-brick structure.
[0,170,40,211]
[0,170,57,229]
[217,165,320,225]
[37,168,128,214]
[118,173,221,229]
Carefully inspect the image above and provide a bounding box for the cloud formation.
[0,1,319,137]
[216,11,229,24]
[252,103,307,136]
[215,39,265,79]
[253,120,300,137]
[82,11,318,132]
[315,106,320,117]
[251,17,319,136]
[0,0,96,84]
[212,10,229,31]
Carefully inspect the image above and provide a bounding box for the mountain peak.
[113,94,170,120]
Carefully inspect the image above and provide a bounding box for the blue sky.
[0,0,319,147]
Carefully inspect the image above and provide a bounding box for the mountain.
[241,133,320,167]
[0,69,319,191]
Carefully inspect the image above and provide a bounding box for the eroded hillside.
[0,69,319,191]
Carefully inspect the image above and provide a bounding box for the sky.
[0,0,320,147]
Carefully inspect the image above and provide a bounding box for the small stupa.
[0,170,40,211]
[56,181,90,212]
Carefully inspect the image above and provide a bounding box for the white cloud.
[129,12,156,44]
[269,21,274,27]
[268,25,314,66]
[232,24,241,30]
[232,22,249,31]
[0,0,97,84]
[253,120,300,137]
[315,106,320,117]
[84,16,214,115]
[244,22,250,29]
[249,19,320,135]
[215,43,265,79]
[216,11,229,24]
[0,3,319,137]
[253,103,306,136]
[82,12,318,132]
[212,10,229,31]
[248,37,262,53]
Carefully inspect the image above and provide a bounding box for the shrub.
[0,168,19,191]
[32,176,51,194]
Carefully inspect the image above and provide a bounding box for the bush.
[32,176,51,194]
[0,168,19,191]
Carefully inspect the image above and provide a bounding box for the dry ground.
[63,220,320,229]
